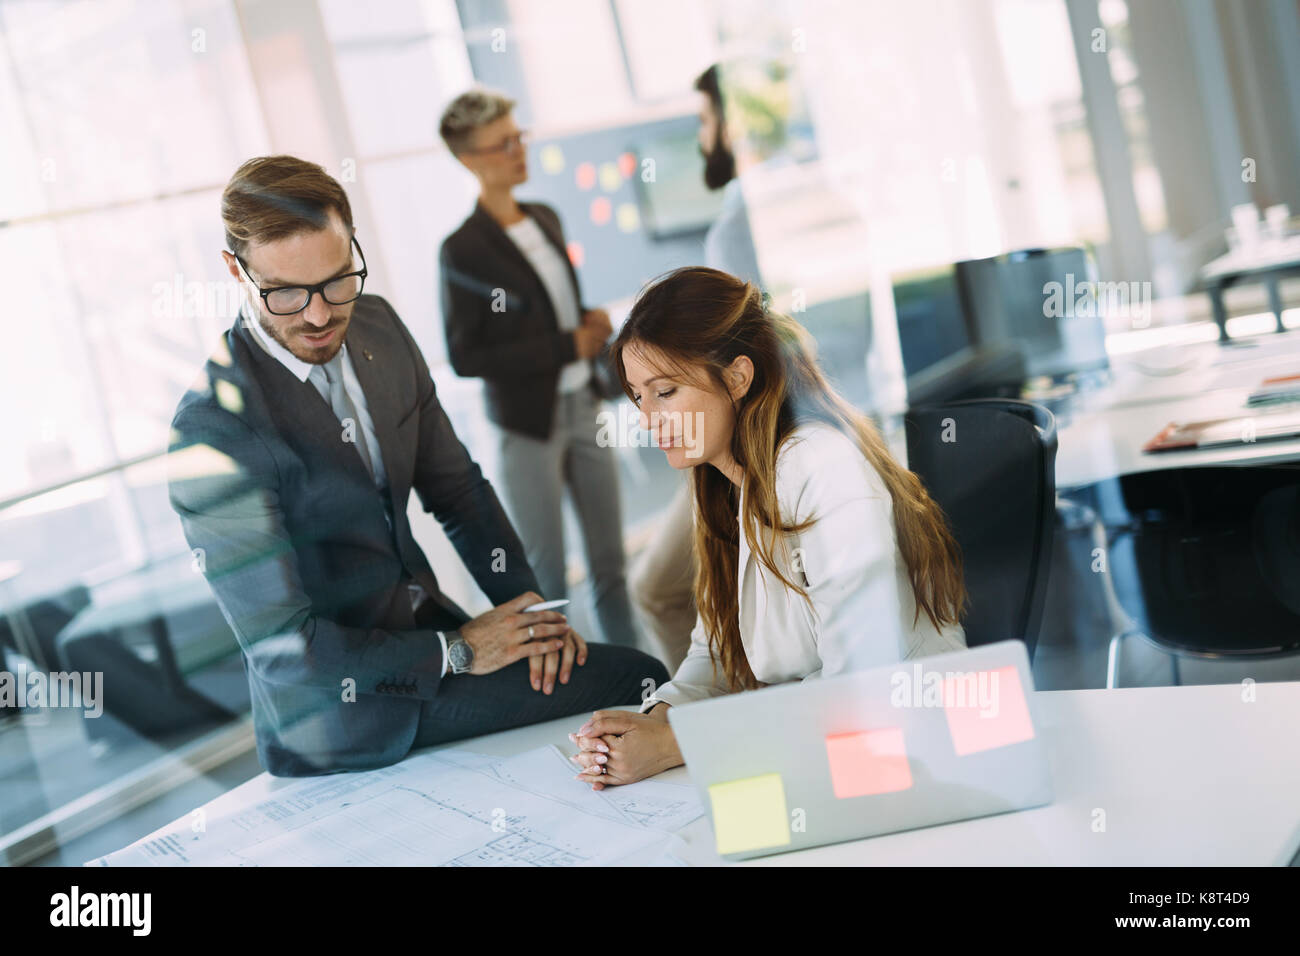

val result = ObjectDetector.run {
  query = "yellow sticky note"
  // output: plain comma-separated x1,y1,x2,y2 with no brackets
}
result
539,143,565,175
615,202,640,233
598,161,622,192
707,773,791,855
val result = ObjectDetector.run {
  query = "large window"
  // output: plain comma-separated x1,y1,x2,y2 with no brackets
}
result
1096,0,1168,236
1,0,266,501
0,0,274,865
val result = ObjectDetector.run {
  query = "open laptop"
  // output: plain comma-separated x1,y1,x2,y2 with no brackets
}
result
668,640,1053,861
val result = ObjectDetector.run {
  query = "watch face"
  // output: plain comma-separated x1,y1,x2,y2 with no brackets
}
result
449,639,473,671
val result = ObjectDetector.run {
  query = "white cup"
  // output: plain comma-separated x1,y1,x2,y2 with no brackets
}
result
1264,204,1291,242
1231,203,1261,256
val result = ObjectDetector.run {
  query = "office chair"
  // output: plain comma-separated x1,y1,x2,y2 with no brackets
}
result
903,399,1057,661
55,557,242,743
0,582,91,725
1105,469,1300,687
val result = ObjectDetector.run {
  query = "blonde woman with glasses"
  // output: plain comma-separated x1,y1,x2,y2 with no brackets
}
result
438,89,641,654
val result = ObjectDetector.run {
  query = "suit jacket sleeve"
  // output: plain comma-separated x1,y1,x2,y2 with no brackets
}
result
439,234,579,380
384,297,541,603
167,403,448,700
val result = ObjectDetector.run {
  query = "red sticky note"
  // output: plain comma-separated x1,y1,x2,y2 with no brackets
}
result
942,665,1035,755
825,727,913,798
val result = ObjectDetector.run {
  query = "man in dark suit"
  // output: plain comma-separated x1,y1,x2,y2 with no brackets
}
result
168,155,666,776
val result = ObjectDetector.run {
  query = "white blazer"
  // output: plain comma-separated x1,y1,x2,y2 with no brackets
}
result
642,422,967,711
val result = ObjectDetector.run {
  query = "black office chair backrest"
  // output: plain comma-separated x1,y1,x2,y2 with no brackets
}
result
903,399,1057,660
1120,468,1300,655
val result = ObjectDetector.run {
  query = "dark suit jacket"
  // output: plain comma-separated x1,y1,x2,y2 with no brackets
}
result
167,294,539,776
439,200,611,439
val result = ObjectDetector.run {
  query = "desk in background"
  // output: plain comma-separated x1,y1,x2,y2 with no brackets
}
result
1200,236,1300,342
1056,327,1300,489
101,682,1300,866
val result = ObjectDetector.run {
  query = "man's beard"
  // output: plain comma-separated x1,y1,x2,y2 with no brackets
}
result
701,140,737,191
257,311,347,364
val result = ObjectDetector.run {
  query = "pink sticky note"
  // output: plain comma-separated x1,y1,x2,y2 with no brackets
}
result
942,665,1035,755
825,727,913,799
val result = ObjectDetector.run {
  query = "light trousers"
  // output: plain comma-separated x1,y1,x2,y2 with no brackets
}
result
497,388,639,647
628,482,697,672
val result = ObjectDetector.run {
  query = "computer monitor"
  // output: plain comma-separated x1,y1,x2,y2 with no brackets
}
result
893,264,973,379
893,263,1031,406
955,247,1110,380
630,124,725,239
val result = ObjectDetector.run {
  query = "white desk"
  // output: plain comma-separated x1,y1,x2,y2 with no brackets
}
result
1056,328,1300,488
110,681,1300,866
1200,236,1300,283
1200,236,1300,341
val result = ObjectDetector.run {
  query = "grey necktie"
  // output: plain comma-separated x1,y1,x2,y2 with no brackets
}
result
311,353,375,480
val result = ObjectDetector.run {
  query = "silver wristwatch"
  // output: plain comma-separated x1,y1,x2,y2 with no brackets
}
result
445,630,474,675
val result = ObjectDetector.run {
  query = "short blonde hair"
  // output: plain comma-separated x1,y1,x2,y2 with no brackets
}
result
439,88,516,154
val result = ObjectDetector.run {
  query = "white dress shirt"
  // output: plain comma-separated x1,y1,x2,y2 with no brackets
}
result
504,216,591,394
244,310,453,675
642,422,967,711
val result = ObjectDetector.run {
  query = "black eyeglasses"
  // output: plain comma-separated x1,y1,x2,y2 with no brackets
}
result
233,236,368,315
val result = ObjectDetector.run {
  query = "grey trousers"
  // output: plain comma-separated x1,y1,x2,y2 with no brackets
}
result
496,388,640,647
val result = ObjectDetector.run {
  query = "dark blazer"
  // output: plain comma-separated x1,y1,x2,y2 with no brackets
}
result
167,294,539,776
439,200,609,439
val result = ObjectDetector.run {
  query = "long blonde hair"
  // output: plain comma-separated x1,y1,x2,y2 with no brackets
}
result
614,267,967,691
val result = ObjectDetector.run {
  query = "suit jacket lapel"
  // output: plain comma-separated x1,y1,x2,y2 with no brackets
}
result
344,322,410,498
231,315,372,486
472,201,583,322
738,478,760,607
472,201,539,290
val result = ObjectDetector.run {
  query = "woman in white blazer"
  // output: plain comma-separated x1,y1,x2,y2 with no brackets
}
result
570,267,968,788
